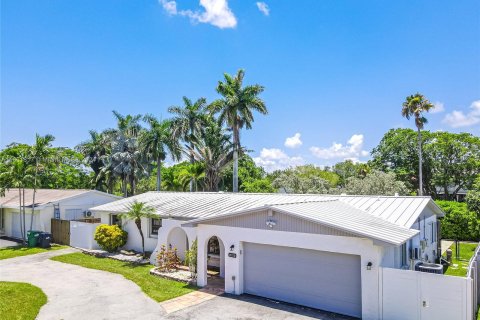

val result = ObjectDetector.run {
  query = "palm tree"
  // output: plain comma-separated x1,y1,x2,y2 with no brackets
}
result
401,93,434,196
179,163,205,191
168,97,207,192
192,120,234,191
29,134,55,231
140,115,181,191
75,130,111,190
112,111,142,138
120,201,157,257
0,156,33,242
210,69,268,192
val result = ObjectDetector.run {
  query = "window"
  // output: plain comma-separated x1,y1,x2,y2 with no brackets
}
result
150,218,162,236
110,214,121,226
208,236,220,255
431,222,436,244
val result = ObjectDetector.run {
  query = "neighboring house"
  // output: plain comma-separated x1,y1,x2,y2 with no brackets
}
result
90,191,444,319
435,186,468,202
0,189,121,238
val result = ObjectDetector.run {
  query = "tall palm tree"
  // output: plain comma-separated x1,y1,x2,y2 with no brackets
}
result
75,130,111,190
140,115,181,191
401,93,434,196
168,97,207,192
210,69,268,192
29,134,55,231
120,201,157,257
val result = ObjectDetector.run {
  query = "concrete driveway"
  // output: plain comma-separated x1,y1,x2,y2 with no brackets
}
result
165,294,356,320
0,248,165,320
0,249,353,320
0,238,21,248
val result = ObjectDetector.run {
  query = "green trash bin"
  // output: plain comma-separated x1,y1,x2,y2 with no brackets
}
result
27,231,42,247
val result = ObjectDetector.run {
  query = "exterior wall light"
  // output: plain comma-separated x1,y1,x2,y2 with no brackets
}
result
230,244,235,251
367,262,373,270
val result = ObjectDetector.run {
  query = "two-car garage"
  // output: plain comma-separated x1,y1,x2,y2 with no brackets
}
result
243,242,362,318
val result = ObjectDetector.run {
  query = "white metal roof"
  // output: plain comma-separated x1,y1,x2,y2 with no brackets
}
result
185,200,419,245
0,189,121,209
90,191,443,229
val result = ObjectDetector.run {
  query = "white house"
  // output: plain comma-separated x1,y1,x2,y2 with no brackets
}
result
0,189,121,239
90,191,445,319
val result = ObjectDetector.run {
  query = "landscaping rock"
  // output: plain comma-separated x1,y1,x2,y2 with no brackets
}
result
81,249,149,264
150,268,196,285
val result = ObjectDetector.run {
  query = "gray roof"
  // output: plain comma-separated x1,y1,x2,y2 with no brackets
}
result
185,200,419,245
90,191,443,229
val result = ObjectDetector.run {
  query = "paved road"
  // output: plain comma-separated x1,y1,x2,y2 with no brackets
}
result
0,250,351,320
0,249,165,320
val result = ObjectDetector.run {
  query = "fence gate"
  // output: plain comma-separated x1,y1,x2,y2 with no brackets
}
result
51,219,70,245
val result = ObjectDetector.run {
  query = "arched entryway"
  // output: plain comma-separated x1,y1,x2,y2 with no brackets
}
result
205,235,225,288
167,227,189,262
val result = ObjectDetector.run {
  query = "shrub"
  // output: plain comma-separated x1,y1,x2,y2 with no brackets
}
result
94,224,128,252
466,176,480,217
156,245,180,272
436,201,479,241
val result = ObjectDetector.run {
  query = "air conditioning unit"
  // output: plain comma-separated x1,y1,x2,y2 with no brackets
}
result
84,210,93,218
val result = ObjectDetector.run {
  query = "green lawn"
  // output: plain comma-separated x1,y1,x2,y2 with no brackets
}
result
0,281,47,320
51,253,196,302
0,244,67,260
443,242,478,277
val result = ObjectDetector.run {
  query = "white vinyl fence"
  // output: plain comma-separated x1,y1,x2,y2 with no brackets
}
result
70,221,101,250
382,243,480,320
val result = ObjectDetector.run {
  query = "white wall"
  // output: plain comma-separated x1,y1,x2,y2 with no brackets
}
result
70,221,101,250
381,267,473,320
195,224,382,320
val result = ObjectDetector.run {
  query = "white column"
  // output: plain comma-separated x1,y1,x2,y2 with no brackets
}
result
196,233,207,287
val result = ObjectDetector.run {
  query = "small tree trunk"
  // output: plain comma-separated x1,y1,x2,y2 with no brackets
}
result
190,141,195,192
233,125,239,193
18,188,24,242
156,157,162,191
417,127,423,196
30,165,38,231
135,218,145,257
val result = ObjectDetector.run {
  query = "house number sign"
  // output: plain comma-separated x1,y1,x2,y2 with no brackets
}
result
228,252,237,258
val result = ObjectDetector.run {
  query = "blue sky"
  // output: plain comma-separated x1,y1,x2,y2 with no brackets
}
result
2,0,479,171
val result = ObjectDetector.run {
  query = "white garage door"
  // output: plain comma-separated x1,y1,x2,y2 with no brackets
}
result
243,242,362,318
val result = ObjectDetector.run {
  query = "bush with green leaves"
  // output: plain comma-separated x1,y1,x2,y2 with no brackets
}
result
466,176,480,218
94,224,128,252
185,239,198,278
436,200,479,241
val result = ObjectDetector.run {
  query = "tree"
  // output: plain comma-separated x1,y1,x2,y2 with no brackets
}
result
270,165,339,194
140,116,181,191
120,201,157,257
75,130,112,190
221,154,270,192
332,160,371,187
179,163,205,192
28,134,56,231
210,69,268,192
401,93,434,195
192,120,233,191
168,97,207,192
466,176,480,218
343,170,409,196
0,150,33,242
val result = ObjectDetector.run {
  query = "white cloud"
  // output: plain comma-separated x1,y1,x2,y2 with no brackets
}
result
284,133,302,148
309,134,369,160
253,148,304,172
159,0,237,29
256,2,270,16
430,101,445,114
442,100,480,128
